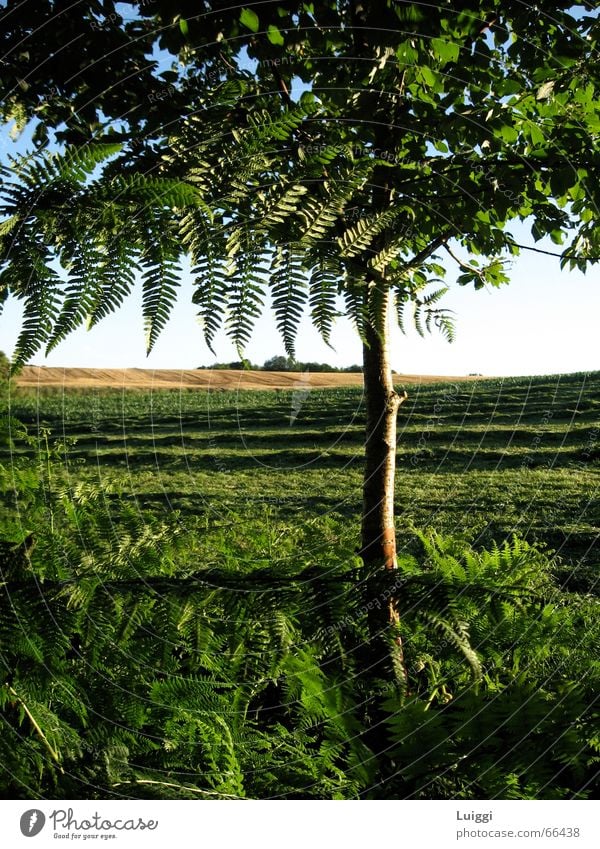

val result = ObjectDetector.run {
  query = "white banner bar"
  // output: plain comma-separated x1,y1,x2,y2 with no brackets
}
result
0,799,597,848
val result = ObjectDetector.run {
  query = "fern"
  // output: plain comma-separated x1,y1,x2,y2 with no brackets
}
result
337,208,399,259
259,182,309,232
342,274,369,342
46,234,103,353
270,244,308,357
308,256,340,345
183,215,230,353
297,195,341,245
224,232,267,354
1,115,457,363
10,245,63,364
1,432,598,800
140,228,182,354
237,99,319,151
86,237,138,329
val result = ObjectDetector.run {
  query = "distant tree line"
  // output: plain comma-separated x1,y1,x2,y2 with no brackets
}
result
198,356,362,373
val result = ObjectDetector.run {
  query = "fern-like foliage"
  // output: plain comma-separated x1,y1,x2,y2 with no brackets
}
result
308,256,341,346
46,231,103,353
224,231,268,354
0,92,464,365
269,244,307,357
180,211,229,353
1,423,598,799
259,183,309,232
342,274,370,343
337,208,400,259
4,241,63,363
85,237,138,329
139,218,183,354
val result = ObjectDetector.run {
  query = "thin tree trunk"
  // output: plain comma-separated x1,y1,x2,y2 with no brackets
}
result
360,289,406,570
360,287,408,690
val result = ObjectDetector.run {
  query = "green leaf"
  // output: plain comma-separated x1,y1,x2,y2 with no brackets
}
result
418,66,438,88
240,8,259,33
179,18,189,37
498,78,522,96
267,24,284,46
531,219,545,242
498,124,519,144
525,121,545,147
396,41,419,65
431,38,460,64
550,167,575,199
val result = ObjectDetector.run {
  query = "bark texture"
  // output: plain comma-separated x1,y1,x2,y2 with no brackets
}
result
360,289,407,570
360,289,409,692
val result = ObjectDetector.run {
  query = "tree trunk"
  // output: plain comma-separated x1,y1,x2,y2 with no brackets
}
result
360,288,406,570
360,287,408,691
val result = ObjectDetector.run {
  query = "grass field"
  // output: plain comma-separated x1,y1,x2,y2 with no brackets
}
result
2,368,600,799
8,369,600,592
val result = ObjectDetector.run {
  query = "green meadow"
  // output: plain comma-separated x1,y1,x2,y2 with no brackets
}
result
9,372,599,590
1,371,599,799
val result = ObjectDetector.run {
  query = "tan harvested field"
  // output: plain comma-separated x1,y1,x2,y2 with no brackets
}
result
15,366,484,391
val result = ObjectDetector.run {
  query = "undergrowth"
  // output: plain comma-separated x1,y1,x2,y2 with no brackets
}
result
1,414,598,799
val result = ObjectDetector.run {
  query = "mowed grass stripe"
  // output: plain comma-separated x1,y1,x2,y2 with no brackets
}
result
6,371,599,591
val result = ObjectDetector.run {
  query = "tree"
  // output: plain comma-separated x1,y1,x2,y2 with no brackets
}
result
262,355,295,371
1,2,599,630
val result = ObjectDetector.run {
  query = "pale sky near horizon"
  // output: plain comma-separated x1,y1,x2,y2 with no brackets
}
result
1,228,598,377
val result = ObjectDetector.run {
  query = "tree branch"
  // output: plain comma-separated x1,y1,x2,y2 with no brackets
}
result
6,685,64,771
270,63,293,107
507,241,600,261
395,232,452,277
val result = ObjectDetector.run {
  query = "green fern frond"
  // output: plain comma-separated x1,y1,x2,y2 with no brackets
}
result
141,240,182,354
240,100,319,149
46,237,103,353
366,280,390,337
369,218,415,273
337,208,398,259
86,238,137,328
308,257,341,345
97,173,203,211
224,238,267,354
395,287,411,335
11,250,62,365
298,196,340,245
427,309,456,342
270,244,307,357
55,143,123,181
342,275,369,342
260,183,309,231
420,611,482,682
180,211,230,353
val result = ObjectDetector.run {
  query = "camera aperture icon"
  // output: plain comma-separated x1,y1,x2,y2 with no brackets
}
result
20,810,46,837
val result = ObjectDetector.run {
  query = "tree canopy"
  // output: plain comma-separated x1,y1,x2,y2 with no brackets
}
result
1,2,599,365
